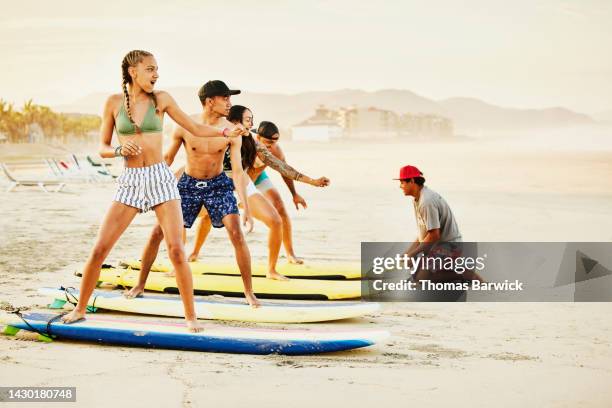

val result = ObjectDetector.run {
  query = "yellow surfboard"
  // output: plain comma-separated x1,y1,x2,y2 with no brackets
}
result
39,287,378,323
119,259,361,280
93,266,361,300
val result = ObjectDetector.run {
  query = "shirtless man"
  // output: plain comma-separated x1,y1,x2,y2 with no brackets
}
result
125,80,260,307
188,105,331,280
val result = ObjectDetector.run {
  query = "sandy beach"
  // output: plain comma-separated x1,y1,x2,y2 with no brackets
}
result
1,137,612,407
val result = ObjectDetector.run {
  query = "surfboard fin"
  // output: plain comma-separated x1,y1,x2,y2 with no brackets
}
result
2,325,53,342
48,299,67,309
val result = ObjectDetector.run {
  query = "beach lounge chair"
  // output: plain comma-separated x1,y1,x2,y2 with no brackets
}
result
1,162,66,193
45,157,97,183
45,158,62,177
45,155,112,183
85,155,117,179
86,155,103,167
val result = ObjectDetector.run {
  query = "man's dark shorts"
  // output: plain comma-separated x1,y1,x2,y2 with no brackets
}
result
177,172,238,229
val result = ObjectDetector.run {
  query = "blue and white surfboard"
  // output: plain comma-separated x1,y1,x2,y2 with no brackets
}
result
1,312,389,355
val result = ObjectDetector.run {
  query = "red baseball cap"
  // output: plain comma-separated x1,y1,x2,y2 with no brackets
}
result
393,165,423,180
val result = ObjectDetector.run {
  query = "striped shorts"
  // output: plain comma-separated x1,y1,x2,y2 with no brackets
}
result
113,162,180,213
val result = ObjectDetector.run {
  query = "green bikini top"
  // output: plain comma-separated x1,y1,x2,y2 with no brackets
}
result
115,100,163,135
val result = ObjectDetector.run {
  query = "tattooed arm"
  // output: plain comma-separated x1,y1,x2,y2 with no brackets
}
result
255,142,330,187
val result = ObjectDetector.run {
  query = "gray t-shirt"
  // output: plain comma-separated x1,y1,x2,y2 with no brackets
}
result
413,186,462,242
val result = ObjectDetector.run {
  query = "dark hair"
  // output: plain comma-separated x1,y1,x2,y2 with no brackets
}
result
228,105,248,124
228,105,257,170
413,177,425,187
257,121,279,139
404,177,426,186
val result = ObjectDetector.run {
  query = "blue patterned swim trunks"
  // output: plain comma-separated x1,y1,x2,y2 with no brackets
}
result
177,171,238,228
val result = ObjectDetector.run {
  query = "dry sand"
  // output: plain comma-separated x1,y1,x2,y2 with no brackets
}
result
1,136,612,408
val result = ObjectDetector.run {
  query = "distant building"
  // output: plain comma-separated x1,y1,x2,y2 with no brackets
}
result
291,105,343,142
294,106,454,140
292,121,343,142
400,113,454,138
339,107,399,139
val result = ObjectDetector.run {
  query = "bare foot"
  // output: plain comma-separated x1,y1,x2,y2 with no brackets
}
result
245,292,261,308
60,309,86,324
124,285,145,299
187,253,199,262
287,255,304,265
266,270,290,281
186,319,203,333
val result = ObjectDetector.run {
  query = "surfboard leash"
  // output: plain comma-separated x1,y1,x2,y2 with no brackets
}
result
3,305,61,340
61,286,99,312
61,286,79,306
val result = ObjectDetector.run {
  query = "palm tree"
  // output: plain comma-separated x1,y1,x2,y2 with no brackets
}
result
0,99,101,144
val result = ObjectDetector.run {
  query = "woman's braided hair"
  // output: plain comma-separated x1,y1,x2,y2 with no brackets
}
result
121,50,158,133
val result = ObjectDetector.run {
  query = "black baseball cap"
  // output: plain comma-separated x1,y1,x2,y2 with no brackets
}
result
198,80,241,101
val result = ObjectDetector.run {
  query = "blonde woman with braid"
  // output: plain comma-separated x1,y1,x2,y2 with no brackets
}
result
61,50,247,332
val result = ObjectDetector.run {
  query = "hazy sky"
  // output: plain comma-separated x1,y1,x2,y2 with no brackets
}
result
1,0,611,113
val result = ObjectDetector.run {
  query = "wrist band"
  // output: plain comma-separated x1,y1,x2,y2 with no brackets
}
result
114,145,123,157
